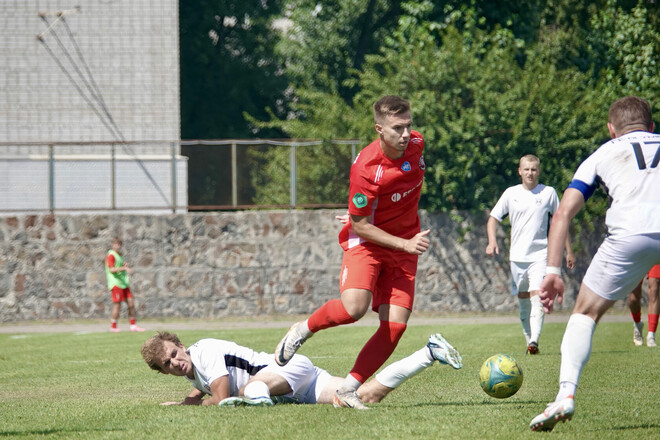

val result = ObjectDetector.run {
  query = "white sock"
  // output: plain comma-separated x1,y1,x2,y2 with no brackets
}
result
557,381,577,401
529,295,545,344
634,321,643,332
244,381,271,399
518,297,531,344
299,320,313,338
375,347,434,389
339,374,363,392
648,331,655,340
557,313,596,400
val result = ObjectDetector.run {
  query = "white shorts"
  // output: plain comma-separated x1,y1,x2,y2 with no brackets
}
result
262,354,332,404
582,233,660,301
510,260,546,296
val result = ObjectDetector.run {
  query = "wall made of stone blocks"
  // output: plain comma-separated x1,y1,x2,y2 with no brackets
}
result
0,210,608,322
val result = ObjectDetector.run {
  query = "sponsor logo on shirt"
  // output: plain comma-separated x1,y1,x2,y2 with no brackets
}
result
401,161,411,172
391,179,423,203
352,192,368,208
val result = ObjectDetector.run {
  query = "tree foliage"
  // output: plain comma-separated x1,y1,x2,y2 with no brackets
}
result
180,0,660,212
253,0,659,213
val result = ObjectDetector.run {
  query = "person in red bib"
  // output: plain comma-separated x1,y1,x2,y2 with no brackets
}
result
274,95,462,410
106,237,144,333
628,265,660,347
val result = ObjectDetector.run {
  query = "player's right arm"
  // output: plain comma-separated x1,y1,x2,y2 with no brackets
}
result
350,214,430,255
485,216,500,257
106,254,133,274
201,375,231,406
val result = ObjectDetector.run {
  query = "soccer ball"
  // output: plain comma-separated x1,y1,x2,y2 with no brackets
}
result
479,354,523,398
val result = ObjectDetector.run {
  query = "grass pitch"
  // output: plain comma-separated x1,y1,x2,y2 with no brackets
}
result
1,319,659,439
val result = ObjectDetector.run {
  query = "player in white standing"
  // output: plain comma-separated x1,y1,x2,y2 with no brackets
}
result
141,331,462,406
486,155,575,355
530,96,660,432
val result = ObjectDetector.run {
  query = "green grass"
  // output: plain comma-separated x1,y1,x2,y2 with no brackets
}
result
1,321,659,439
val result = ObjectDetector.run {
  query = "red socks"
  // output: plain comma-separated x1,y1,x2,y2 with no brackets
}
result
349,320,407,384
307,299,357,332
649,314,658,333
631,311,641,323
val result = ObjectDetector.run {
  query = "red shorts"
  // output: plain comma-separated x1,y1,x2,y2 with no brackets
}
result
649,265,660,279
111,286,133,303
339,242,418,312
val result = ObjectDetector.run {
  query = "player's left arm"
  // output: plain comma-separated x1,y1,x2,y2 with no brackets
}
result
564,234,576,269
200,375,231,406
350,214,430,255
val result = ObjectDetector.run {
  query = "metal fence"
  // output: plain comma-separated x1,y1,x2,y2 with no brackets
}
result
0,139,359,213
181,139,359,210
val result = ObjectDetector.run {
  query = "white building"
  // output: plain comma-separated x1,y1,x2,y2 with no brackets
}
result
0,0,187,213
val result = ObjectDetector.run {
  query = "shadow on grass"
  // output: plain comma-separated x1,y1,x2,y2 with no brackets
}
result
0,428,125,437
609,423,660,431
391,398,546,408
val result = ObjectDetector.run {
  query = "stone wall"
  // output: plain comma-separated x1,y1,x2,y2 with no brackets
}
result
0,210,608,322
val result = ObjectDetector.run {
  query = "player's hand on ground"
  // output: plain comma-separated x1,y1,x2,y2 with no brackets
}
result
485,243,499,257
539,274,565,313
404,229,430,255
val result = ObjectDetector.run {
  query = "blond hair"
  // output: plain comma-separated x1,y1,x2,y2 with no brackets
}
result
519,154,540,167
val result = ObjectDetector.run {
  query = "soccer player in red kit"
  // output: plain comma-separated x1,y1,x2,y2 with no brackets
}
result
274,95,462,410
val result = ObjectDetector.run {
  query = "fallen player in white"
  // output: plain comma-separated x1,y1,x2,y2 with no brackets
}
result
141,330,462,408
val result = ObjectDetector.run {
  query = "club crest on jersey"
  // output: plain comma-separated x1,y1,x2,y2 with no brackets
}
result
419,156,426,170
352,193,368,208
401,161,411,172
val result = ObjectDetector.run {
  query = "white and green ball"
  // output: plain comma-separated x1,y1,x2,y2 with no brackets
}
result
479,354,523,398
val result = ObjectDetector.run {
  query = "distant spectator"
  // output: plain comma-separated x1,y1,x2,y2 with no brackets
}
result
106,237,144,332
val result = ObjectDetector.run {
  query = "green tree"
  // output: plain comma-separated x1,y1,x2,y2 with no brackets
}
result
275,0,403,103
179,0,289,207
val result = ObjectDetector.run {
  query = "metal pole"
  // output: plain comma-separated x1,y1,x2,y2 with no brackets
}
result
351,142,357,163
231,142,237,207
171,142,177,213
48,144,54,213
111,144,116,210
290,142,297,208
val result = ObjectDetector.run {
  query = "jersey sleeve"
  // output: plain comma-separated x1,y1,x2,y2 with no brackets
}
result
192,341,229,393
489,189,510,221
106,254,115,268
347,163,378,217
568,153,600,201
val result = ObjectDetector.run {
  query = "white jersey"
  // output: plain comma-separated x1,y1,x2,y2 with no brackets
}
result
186,339,272,397
490,184,559,262
570,131,660,236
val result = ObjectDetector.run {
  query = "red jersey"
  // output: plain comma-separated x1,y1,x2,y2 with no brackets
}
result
339,130,425,250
